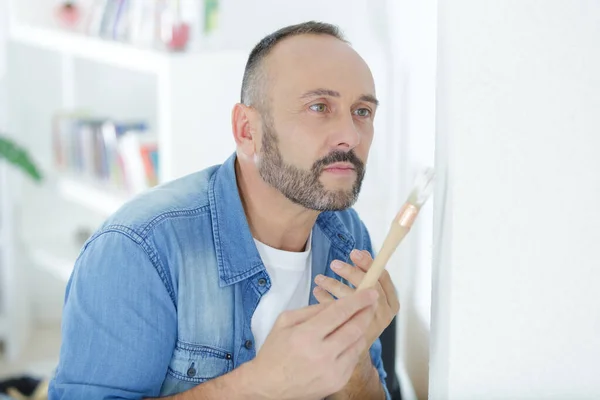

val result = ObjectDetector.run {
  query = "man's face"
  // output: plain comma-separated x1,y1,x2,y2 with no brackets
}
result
254,34,378,211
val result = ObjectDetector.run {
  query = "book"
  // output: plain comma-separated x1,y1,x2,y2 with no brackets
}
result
52,112,159,195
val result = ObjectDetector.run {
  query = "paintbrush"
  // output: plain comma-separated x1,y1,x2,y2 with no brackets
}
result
357,168,435,290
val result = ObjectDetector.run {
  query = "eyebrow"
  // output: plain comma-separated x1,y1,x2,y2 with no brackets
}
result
359,94,380,107
300,88,380,106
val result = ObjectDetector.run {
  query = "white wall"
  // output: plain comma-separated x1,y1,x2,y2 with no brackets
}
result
431,1,600,399
384,0,437,398
219,0,388,51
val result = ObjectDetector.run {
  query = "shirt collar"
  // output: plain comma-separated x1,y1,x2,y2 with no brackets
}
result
209,152,355,287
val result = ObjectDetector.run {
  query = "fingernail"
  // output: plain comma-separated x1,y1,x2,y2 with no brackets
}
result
352,249,363,260
331,260,343,270
315,274,325,284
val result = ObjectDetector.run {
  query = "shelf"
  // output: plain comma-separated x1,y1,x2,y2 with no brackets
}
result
9,23,171,74
58,177,130,215
30,247,77,282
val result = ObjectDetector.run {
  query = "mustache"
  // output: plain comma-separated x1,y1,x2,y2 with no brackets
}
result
313,151,365,172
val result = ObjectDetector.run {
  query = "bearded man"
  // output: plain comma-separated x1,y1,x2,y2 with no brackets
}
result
49,21,399,400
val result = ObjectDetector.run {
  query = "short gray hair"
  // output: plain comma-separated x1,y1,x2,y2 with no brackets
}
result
240,21,347,109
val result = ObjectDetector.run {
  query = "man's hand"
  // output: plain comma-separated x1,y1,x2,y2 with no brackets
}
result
242,288,380,400
313,249,400,351
311,250,399,399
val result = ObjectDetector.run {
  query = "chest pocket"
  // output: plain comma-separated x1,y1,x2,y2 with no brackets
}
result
162,340,233,394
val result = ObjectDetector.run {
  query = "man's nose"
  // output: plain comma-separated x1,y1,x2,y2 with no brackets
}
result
330,112,361,151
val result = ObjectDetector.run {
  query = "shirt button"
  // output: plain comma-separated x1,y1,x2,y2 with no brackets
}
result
245,340,253,349
337,233,346,241
187,366,196,377
226,353,232,360
258,278,267,286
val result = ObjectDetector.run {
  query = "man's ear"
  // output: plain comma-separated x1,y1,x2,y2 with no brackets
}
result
232,103,259,157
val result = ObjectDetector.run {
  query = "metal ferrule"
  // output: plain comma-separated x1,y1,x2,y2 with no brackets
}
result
397,204,419,228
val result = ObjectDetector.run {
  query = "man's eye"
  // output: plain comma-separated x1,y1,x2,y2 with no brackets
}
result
309,104,328,112
354,108,371,117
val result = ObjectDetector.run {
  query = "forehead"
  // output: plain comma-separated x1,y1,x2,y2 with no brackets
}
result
262,34,376,103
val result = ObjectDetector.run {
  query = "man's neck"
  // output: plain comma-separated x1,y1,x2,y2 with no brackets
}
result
235,158,318,253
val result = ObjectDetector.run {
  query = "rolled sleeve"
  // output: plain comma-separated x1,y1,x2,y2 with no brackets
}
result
48,230,177,400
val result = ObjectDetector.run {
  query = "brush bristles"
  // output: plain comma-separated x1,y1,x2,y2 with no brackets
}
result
407,167,435,207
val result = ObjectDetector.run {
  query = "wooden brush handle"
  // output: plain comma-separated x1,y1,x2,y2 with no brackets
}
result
357,223,410,290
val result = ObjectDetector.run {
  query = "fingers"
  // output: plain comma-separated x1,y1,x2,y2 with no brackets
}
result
330,259,366,288
350,249,400,313
325,302,376,356
379,269,401,313
313,286,335,304
349,249,373,273
314,273,355,299
310,289,379,338
276,303,327,328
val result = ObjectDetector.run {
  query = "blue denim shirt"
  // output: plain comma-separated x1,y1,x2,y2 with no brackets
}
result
48,153,391,400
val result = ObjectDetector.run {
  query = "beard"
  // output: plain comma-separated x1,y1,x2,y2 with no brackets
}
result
256,114,366,211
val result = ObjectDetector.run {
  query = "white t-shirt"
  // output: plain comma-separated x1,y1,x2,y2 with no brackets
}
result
251,233,312,353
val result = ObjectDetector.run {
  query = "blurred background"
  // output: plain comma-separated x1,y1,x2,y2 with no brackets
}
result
2,1,599,400
0,0,435,399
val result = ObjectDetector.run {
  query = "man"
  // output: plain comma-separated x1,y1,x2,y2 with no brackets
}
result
49,21,399,400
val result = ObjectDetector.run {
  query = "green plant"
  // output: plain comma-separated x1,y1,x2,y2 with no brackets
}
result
0,134,43,182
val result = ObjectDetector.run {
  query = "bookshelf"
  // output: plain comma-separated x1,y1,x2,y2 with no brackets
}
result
8,25,247,206
8,28,247,235
9,24,171,75
3,1,249,361
58,177,128,215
